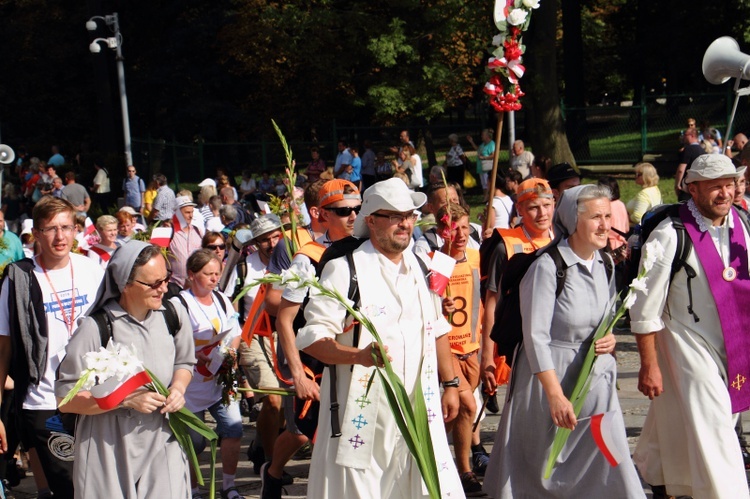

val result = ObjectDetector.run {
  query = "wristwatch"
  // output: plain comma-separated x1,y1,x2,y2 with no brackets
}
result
442,376,460,389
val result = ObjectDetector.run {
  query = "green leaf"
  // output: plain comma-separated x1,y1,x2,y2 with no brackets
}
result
59,370,92,408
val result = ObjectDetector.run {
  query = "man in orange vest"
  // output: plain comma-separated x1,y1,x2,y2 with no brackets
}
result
480,178,555,397
434,203,485,495
260,179,362,498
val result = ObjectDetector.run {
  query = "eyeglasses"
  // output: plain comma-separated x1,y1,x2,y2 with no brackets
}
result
370,212,419,225
323,205,361,217
35,225,76,236
133,270,172,290
206,244,226,250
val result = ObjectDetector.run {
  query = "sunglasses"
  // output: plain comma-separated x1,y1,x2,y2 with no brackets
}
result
206,244,226,250
324,205,361,217
133,270,172,290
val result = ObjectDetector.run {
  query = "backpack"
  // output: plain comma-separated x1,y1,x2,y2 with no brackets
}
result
294,236,430,438
91,298,183,348
627,202,750,324
627,203,699,322
490,244,613,367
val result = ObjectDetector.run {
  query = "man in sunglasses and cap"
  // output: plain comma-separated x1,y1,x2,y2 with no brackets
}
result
261,179,362,498
294,178,463,498
630,154,750,499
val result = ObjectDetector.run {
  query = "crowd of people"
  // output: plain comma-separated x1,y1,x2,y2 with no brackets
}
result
0,131,748,499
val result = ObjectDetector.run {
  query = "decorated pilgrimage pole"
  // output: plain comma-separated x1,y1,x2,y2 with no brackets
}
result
482,0,539,232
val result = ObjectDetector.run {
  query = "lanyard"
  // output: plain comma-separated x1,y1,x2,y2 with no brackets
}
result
190,290,223,335
39,258,76,337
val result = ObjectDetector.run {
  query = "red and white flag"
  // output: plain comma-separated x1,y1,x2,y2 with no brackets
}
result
429,251,457,296
89,369,152,410
590,410,624,467
150,227,173,248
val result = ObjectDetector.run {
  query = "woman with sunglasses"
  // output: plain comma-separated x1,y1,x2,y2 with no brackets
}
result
177,249,244,499
56,241,195,497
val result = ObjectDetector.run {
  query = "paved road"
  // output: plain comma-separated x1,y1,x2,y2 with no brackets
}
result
7,329,748,498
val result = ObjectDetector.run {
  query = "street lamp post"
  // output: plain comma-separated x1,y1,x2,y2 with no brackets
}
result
87,12,133,167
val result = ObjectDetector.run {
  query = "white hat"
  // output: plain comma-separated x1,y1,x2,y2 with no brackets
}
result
684,154,747,184
21,219,33,236
250,214,282,241
175,196,197,209
118,206,138,216
198,178,216,188
353,178,427,238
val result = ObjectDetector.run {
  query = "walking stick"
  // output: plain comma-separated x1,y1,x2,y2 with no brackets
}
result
483,113,505,234
472,391,492,433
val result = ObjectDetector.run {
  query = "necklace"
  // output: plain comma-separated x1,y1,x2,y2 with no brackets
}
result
38,257,76,336
717,222,737,281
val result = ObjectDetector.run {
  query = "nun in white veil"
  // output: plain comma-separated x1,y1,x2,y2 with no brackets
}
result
56,241,196,498
483,185,644,498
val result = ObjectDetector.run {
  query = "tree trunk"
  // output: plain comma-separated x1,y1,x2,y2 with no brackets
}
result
561,0,590,160
524,0,576,167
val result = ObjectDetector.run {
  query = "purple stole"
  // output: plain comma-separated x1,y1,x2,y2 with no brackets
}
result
680,204,750,413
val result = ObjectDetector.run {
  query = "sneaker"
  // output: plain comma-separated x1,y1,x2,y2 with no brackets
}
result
280,471,294,486
248,440,266,474
260,461,283,499
460,471,486,497
484,386,500,414
220,486,245,499
472,449,490,476
292,441,313,460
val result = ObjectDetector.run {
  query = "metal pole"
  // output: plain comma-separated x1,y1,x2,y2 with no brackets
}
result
507,111,516,151
111,13,133,167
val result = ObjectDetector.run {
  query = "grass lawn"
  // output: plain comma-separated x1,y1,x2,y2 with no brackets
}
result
464,177,677,225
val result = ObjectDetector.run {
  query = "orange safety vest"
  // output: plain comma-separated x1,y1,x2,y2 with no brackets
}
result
496,226,552,260
240,228,318,346
432,249,483,355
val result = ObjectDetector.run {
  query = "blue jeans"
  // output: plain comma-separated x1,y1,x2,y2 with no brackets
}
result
189,400,243,454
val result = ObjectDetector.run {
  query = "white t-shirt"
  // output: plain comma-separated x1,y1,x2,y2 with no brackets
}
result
492,195,514,229
0,253,104,409
241,251,270,322
93,168,110,194
177,290,239,412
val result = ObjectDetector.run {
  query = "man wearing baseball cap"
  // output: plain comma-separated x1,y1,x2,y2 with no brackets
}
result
630,153,750,498
261,179,361,498
294,178,463,497
480,178,555,397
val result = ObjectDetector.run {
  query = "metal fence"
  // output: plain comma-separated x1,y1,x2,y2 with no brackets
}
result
131,90,750,187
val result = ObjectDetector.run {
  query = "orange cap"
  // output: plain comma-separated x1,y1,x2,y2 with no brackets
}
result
318,179,361,207
516,178,553,205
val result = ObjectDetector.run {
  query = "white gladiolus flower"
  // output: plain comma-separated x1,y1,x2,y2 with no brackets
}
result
492,34,505,47
629,276,648,293
642,239,666,272
622,293,637,310
507,8,528,26
523,0,541,9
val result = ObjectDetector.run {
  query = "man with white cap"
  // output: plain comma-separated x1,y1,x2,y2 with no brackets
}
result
295,178,463,498
630,153,750,499
168,196,202,288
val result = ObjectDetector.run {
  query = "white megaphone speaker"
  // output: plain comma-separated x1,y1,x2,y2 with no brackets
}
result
0,145,14,165
703,36,750,85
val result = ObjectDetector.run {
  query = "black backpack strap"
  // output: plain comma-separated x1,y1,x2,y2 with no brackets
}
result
547,245,567,298
423,229,440,252
669,214,700,322
212,290,228,314
92,310,114,348
328,249,363,438
598,248,615,284
162,299,181,336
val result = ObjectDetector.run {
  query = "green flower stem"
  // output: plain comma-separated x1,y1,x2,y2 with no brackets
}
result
239,273,443,498
543,264,647,479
